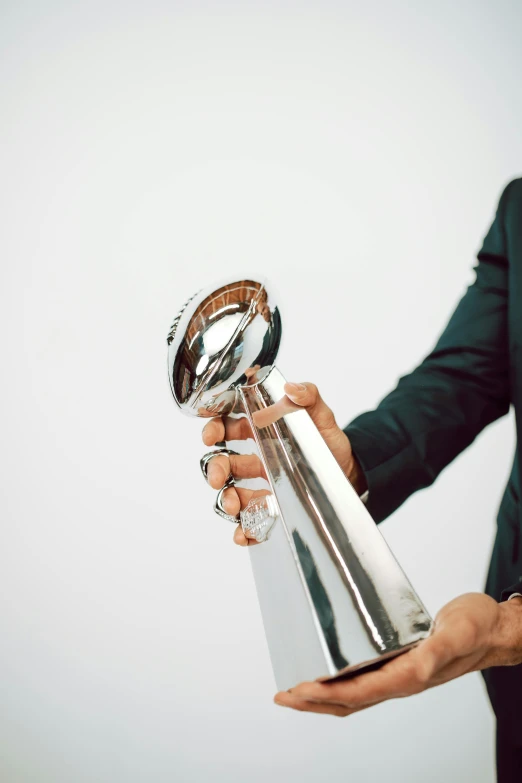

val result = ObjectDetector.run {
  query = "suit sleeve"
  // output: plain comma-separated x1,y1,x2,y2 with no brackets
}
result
344,181,514,523
501,582,522,602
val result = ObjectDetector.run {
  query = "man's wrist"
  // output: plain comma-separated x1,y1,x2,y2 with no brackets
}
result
492,596,522,667
347,455,368,497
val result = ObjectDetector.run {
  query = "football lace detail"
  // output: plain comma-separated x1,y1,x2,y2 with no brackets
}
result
166,289,201,345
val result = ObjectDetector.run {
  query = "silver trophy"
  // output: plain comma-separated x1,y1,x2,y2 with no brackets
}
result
167,277,432,691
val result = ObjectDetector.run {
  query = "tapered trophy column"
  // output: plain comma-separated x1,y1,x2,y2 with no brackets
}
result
167,277,432,691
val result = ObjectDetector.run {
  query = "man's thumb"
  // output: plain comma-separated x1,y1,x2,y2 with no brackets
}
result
284,382,337,432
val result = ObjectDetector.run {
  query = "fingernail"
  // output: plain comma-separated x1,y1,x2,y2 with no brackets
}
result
286,382,306,393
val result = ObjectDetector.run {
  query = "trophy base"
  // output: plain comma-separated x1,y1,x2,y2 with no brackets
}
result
249,515,430,691
317,640,422,684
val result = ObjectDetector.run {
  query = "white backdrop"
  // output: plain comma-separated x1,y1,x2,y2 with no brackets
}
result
1,1,521,781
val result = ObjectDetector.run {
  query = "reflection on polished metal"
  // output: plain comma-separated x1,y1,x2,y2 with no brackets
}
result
240,494,279,543
167,277,432,691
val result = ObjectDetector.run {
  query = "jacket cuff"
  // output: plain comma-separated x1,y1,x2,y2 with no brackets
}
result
500,579,522,602
344,422,434,524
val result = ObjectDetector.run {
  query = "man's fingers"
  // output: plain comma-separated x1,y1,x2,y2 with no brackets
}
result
202,417,224,446
284,382,319,407
230,453,266,481
201,385,339,446
233,525,250,547
202,416,253,446
273,693,354,717
230,488,273,547
233,524,260,547
251,397,301,428
407,596,491,674
206,453,266,489
284,607,488,710
216,486,267,527
284,382,337,432
286,650,432,708
201,386,337,447
220,485,264,517
220,486,240,516
207,455,229,489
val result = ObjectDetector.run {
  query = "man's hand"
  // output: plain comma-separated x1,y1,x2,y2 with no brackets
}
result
273,593,522,716
201,381,367,546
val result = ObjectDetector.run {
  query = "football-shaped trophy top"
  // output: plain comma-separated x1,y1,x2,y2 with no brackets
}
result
167,278,282,417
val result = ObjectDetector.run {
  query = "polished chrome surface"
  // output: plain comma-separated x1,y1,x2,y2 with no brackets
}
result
167,278,282,418
168,277,432,690
240,494,279,543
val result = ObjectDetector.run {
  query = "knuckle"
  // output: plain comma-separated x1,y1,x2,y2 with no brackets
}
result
215,453,229,470
236,417,249,439
459,616,478,645
315,407,336,432
321,408,337,429
208,457,228,486
223,487,239,514
410,660,430,688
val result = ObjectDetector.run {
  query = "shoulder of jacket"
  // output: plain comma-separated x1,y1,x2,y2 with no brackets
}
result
494,176,522,219
502,178,522,225
504,176,522,199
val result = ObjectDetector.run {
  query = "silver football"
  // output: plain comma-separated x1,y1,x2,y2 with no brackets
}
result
167,277,282,417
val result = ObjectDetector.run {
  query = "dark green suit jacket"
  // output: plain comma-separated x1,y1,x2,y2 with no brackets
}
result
344,177,522,743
